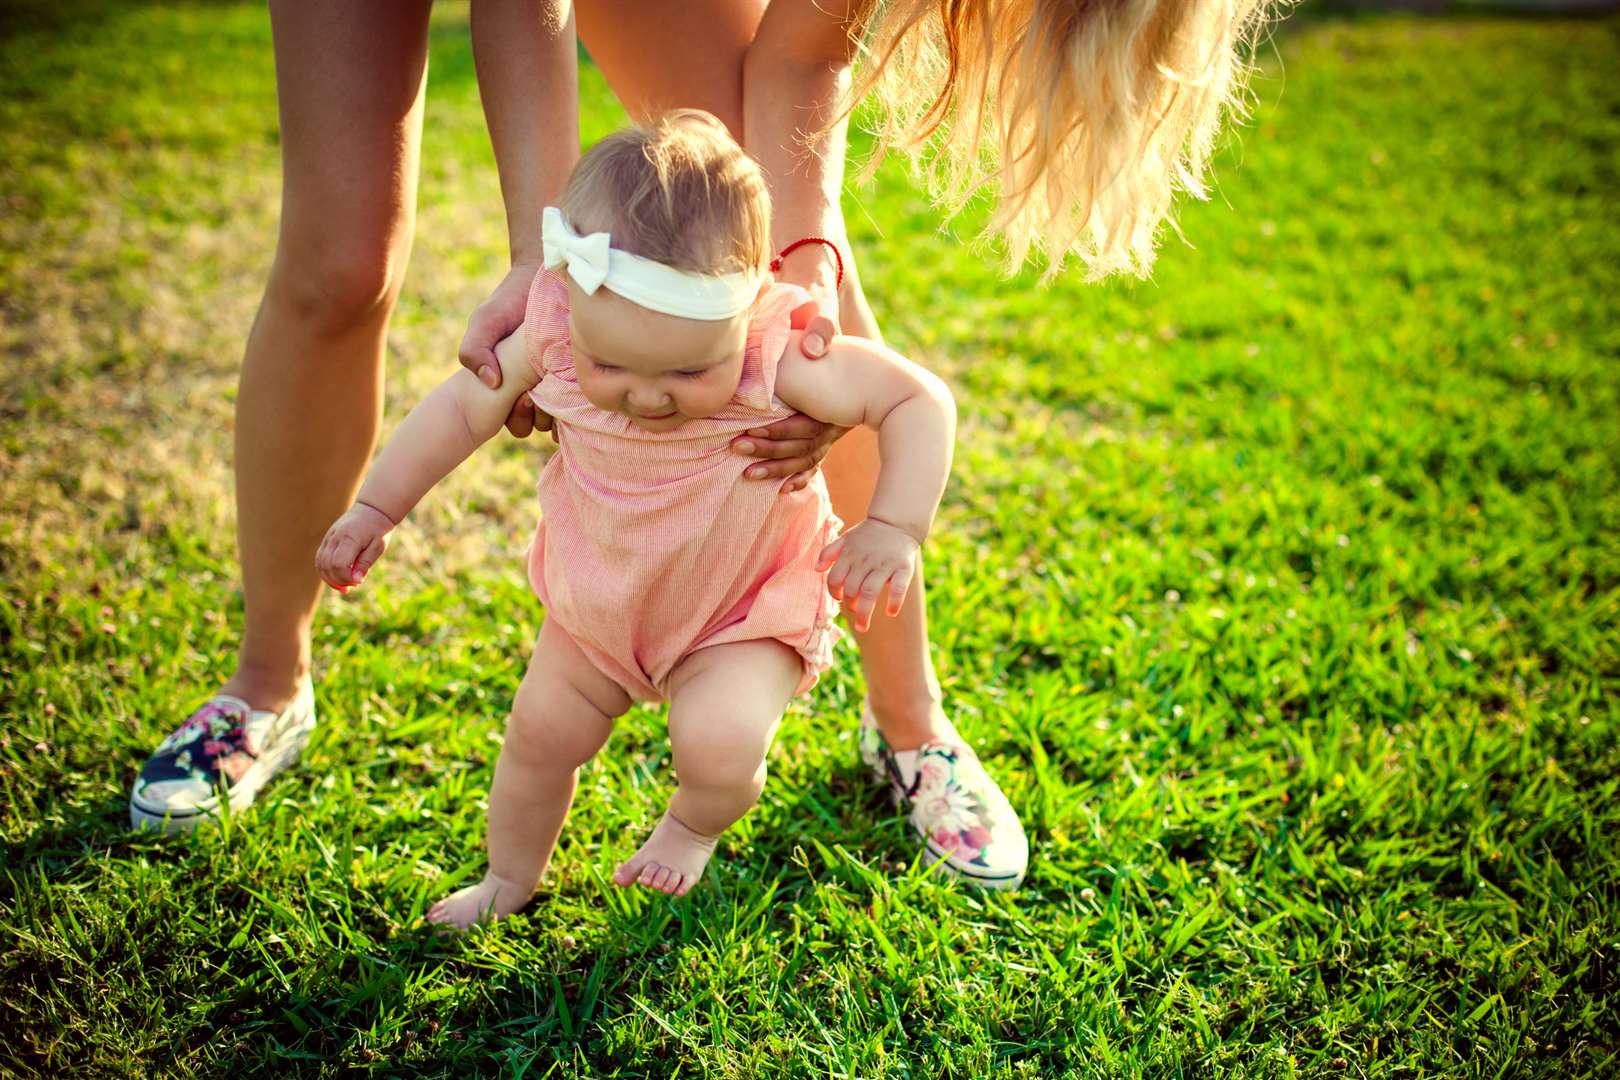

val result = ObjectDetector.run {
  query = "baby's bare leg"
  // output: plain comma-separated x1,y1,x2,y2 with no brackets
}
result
612,640,802,896
429,618,631,929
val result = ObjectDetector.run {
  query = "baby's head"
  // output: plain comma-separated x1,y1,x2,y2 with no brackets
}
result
551,110,772,431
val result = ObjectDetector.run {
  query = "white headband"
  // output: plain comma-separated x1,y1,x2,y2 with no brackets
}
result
541,206,759,321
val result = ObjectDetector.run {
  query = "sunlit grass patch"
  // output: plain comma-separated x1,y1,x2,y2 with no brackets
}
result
2,4,1617,1076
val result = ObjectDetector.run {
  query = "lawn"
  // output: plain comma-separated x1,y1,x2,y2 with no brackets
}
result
1,3,1617,1077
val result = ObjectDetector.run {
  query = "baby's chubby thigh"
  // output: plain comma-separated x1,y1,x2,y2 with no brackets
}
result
663,639,804,832
504,617,636,771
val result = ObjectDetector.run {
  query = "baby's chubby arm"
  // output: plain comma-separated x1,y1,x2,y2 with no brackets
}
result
773,335,956,630
315,331,541,591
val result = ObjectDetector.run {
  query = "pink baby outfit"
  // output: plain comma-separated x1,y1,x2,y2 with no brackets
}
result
522,269,843,701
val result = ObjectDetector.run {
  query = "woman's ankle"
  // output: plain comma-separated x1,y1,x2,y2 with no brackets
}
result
865,691,952,753
219,660,311,713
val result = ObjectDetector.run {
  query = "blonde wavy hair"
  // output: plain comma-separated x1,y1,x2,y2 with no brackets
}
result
848,0,1281,279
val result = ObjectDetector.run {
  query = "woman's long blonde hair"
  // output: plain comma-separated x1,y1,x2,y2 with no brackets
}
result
848,0,1281,279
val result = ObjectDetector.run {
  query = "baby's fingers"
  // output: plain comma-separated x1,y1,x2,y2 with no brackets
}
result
825,557,852,601
884,562,916,618
351,535,388,581
316,533,358,589
817,536,845,576
849,571,886,632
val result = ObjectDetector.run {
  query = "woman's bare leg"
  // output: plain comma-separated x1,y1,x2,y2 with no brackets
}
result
576,1,764,136
815,255,948,750
224,0,433,711
578,0,948,750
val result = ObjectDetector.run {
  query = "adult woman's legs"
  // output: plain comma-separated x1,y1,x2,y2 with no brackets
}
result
578,2,1026,889
131,1,433,827
228,0,433,710
577,0,945,751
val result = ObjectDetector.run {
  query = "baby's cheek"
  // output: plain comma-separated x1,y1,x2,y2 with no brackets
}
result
687,378,739,418
578,375,619,413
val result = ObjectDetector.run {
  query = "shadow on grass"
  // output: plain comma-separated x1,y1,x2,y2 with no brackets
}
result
0,759,924,1072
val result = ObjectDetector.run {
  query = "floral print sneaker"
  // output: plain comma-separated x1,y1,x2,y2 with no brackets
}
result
129,679,316,833
859,701,1028,890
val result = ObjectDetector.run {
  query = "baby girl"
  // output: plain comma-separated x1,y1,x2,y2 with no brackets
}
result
316,111,956,928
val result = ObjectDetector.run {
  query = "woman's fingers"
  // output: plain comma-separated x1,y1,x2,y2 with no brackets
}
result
733,415,841,480
458,309,504,390
745,455,816,481
503,394,536,439
736,436,820,461
800,313,836,359
788,295,820,330
458,264,535,390
734,414,823,450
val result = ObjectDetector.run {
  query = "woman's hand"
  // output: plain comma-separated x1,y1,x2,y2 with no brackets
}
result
730,414,844,492
458,262,557,442
790,284,838,362
316,502,397,594
816,518,920,632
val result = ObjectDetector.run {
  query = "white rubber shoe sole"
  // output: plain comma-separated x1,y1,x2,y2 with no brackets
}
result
129,683,316,834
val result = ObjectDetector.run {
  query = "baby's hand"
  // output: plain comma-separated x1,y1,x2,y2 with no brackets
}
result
816,518,921,632
316,502,397,594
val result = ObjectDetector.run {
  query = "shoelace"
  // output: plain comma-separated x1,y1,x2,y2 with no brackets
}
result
195,702,260,761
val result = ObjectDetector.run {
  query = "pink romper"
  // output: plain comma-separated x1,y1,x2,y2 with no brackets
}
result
522,270,843,702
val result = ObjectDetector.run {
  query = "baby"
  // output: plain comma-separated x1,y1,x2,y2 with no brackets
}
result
316,111,956,928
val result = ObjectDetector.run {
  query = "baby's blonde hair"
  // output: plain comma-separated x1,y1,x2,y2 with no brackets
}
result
560,110,772,277
849,0,1281,279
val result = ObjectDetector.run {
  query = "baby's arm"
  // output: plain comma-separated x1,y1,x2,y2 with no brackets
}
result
773,335,957,630
316,332,541,591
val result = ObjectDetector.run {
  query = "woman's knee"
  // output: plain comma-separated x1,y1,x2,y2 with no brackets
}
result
577,0,758,136
262,240,407,340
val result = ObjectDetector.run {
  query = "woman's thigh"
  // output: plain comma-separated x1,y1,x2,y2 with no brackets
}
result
579,0,881,337
265,0,434,327
575,0,768,138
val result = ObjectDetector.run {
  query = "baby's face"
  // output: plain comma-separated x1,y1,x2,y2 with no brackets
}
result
568,282,759,432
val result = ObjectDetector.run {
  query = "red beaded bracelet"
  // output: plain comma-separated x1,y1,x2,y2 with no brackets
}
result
769,236,845,290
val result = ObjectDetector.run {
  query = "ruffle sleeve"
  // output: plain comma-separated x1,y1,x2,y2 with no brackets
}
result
732,283,811,413
523,269,576,383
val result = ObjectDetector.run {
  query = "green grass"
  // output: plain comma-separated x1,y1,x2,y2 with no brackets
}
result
3,3,1619,1076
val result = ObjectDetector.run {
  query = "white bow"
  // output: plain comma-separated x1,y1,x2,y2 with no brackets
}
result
542,207,613,295
536,206,762,321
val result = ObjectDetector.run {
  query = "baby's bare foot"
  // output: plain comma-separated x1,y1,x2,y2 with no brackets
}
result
612,811,719,897
427,871,532,931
